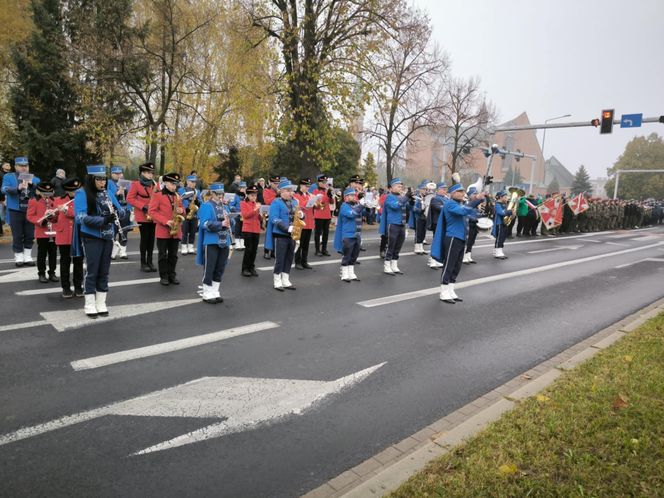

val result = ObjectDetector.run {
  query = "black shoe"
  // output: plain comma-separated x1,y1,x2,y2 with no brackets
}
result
453,297,463,302
264,251,271,260
355,261,361,265
39,274,49,284
359,247,366,252
141,263,151,272
301,263,312,269
160,277,170,285
242,269,253,277
441,299,456,304
295,263,304,270
15,262,24,268
169,277,180,285
203,297,218,304
62,288,74,298
74,288,85,297
147,263,158,272
48,273,59,282
24,260,35,267
380,251,385,259
321,250,331,256
469,260,477,264
250,268,259,276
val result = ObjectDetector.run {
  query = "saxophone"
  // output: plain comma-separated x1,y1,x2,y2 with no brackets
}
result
186,200,198,220
170,193,186,236
292,206,306,242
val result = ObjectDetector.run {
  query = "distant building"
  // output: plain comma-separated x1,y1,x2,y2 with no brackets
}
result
544,156,574,194
590,177,609,198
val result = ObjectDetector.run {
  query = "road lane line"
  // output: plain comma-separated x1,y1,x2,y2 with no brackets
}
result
16,277,161,296
357,242,664,308
605,241,629,246
70,321,280,371
0,320,48,333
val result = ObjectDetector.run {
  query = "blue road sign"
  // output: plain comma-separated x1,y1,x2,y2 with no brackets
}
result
620,113,642,128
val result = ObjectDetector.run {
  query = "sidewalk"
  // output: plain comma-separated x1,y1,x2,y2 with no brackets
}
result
304,297,664,497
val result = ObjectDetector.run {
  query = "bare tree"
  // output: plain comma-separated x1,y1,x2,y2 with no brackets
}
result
364,6,448,183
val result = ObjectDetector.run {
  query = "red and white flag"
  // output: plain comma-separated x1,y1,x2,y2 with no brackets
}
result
538,195,564,228
568,193,589,216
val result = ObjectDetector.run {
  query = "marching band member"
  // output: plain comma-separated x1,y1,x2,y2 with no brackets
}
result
265,178,302,291
431,183,484,303
54,178,83,298
230,181,246,250
313,174,333,257
334,188,363,282
240,184,261,277
411,180,428,255
127,162,157,272
293,178,314,269
378,188,388,259
426,182,447,269
347,175,367,253
492,191,512,259
26,181,58,283
196,183,233,303
74,165,125,318
178,175,200,255
1,156,40,267
262,175,280,259
108,165,131,260
379,178,410,275
148,172,184,285
463,186,480,264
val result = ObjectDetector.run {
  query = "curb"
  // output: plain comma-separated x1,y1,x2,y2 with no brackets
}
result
303,297,664,498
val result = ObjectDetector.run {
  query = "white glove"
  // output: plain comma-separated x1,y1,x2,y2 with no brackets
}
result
288,225,294,233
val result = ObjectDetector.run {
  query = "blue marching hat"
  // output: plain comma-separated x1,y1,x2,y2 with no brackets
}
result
448,183,464,194
418,180,429,189
496,190,507,198
343,188,356,197
15,156,29,166
86,164,107,177
436,181,447,189
389,177,403,187
239,181,247,188
278,178,295,190
467,186,478,195
186,175,197,182
110,165,123,174
209,183,225,192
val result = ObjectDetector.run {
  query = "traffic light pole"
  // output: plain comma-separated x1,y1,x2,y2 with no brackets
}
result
612,169,664,199
478,145,536,194
493,116,663,133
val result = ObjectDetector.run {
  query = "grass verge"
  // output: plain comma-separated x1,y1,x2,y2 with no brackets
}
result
391,311,664,498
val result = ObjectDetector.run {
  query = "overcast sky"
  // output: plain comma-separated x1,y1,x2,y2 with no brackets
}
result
412,0,664,179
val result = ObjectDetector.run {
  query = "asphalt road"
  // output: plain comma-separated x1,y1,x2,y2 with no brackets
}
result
1,225,663,497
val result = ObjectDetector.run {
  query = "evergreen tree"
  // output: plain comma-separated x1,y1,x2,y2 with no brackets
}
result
10,0,97,177
362,152,378,188
571,164,592,195
213,146,241,185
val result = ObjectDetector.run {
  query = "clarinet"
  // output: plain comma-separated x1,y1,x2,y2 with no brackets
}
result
106,196,126,243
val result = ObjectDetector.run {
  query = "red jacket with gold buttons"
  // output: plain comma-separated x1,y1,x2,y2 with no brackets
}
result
148,190,182,239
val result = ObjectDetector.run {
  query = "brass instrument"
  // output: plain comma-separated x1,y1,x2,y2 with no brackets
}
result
292,207,306,242
146,179,159,221
186,199,199,220
170,193,186,236
503,187,525,225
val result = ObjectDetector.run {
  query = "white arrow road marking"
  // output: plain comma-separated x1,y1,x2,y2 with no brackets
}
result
71,321,279,371
357,242,664,308
527,245,583,254
615,257,664,269
0,363,386,455
16,277,161,296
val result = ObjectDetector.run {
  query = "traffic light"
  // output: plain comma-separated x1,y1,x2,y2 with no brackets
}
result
600,109,614,134
484,175,493,185
591,118,600,127
659,115,664,124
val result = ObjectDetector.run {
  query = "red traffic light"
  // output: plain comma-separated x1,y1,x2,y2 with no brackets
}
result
602,111,612,119
600,109,614,134
591,119,600,127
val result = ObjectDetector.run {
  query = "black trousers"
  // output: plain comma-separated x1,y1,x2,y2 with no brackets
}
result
58,244,83,290
415,217,427,243
516,215,528,235
202,244,229,285
234,218,243,238
341,237,361,265
181,218,197,245
36,237,57,275
494,224,508,248
241,232,259,271
274,236,295,274
314,218,331,252
380,234,387,254
157,238,179,279
466,222,478,252
441,236,465,285
9,209,34,253
138,222,156,264
81,237,113,294
295,228,312,265
385,224,405,261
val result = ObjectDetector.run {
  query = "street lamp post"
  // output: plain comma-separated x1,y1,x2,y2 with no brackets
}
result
534,113,571,194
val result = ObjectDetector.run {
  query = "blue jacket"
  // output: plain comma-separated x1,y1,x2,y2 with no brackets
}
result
407,196,424,229
492,202,513,236
265,197,299,251
334,202,363,252
73,188,125,256
379,193,409,236
108,179,132,214
228,193,242,213
196,200,233,265
177,186,200,210
1,172,41,220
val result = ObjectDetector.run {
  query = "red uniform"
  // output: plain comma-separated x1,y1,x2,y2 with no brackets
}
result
127,180,155,223
53,196,75,245
313,187,333,220
27,197,58,239
148,191,182,239
293,192,315,230
240,200,261,233
263,187,278,205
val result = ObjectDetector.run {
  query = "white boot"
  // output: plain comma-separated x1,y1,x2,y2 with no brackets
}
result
414,243,421,254
439,284,455,303
238,238,245,250
23,247,34,265
349,265,360,281
211,280,223,302
428,256,443,269
341,266,350,282
95,291,109,316
84,294,98,318
467,252,475,264
181,244,189,255
391,259,403,274
273,273,284,291
462,252,471,264
449,283,462,302
495,248,507,259
14,252,24,267
111,241,120,260
202,283,217,302
118,245,128,259
190,243,196,254
384,260,395,275
281,272,295,289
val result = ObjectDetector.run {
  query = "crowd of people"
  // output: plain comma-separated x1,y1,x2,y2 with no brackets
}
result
2,157,663,314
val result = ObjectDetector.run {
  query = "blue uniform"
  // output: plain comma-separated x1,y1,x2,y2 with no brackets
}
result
265,197,300,275
108,179,132,247
196,200,233,286
379,193,409,261
178,186,200,246
334,202,363,265
2,172,40,255
492,202,512,249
